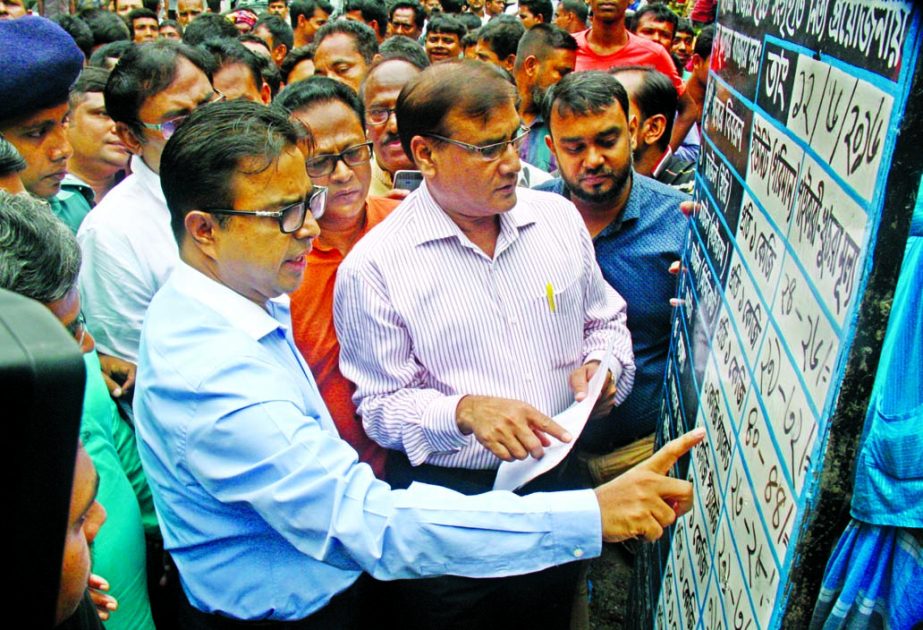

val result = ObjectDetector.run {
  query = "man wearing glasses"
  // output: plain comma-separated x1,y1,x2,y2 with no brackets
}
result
77,41,220,373
334,60,637,627
273,76,401,478
137,97,702,627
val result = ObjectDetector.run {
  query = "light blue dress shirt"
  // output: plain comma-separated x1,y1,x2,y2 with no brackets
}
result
134,261,602,621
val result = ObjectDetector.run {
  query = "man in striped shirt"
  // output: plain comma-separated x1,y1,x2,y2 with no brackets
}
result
334,59,637,628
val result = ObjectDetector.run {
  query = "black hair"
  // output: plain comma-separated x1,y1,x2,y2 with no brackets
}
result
199,38,264,93
513,22,576,69
69,66,111,110
280,45,316,83
51,14,94,59
675,17,694,36
105,40,215,134
161,100,307,241
256,54,283,97
397,59,515,159
254,14,295,52
609,65,676,151
378,35,430,69
273,75,364,123
439,0,464,14
518,0,552,24
694,24,715,59
183,13,240,45
631,3,678,32
0,137,26,179
78,8,131,47
477,16,523,60
542,70,630,136
314,19,379,64
388,0,425,29
425,13,465,38
127,8,159,39
160,18,184,34
239,32,272,53
559,0,587,23
344,0,388,38
88,40,134,69
289,0,333,29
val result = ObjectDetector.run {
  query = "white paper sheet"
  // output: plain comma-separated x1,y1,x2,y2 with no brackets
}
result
493,344,615,492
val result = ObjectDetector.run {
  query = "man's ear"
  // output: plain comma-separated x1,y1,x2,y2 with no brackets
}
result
273,44,288,66
184,210,220,259
524,54,540,78
628,112,639,152
503,53,517,73
410,136,436,177
544,132,557,158
115,122,143,156
260,80,272,105
638,113,667,147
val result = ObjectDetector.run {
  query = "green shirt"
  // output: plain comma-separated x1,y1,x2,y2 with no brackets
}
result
80,350,157,630
49,177,94,234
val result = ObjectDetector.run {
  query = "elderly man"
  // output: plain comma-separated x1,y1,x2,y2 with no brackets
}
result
360,57,422,195
176,0,205,26
135,98,701,626
334,60,635,628
538,71,690,474
77,41,219,369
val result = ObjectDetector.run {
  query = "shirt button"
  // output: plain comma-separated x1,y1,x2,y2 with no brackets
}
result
573,548,584,558
525,374,533,382
510,317,519,325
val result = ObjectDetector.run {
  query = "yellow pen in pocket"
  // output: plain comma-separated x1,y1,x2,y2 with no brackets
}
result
546,282,556,313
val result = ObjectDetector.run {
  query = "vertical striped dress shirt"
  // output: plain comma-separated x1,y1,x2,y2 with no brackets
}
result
334,183,636,470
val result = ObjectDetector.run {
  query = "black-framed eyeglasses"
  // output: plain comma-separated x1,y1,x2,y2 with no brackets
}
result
204,186,328,233
66,311,88,347
366,107,398,126
139,92,226,140
423,126,530,162
305,142,373,178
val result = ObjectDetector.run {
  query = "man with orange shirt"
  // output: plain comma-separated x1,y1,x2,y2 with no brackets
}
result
275,77,399,478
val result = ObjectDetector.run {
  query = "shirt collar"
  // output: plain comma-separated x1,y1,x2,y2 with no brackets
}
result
651,146,674,178
411,180,538,247
584,173,640,238
170,260,289,341
131,154,167,206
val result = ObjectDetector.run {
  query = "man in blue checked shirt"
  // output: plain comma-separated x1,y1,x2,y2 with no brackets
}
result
135,98,703,628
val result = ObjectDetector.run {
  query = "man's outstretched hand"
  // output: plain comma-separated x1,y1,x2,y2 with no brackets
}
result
595,428,705,543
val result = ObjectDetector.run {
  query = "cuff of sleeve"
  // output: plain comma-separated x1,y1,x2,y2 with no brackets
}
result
545,490,603,563
420,394,468,454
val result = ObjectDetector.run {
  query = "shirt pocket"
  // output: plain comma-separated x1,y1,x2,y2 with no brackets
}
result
522,275,584,371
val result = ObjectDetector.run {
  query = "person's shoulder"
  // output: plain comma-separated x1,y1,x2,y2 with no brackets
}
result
635,172,691,204
573,28,590,48
533,177,566,196
78,174,144,233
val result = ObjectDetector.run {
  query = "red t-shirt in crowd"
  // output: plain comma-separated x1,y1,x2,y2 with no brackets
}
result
573,29,684,93
290,196,399,478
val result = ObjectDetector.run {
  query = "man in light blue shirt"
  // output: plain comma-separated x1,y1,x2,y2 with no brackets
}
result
135,99,703,625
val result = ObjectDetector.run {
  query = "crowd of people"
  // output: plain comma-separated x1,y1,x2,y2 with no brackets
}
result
0,0,718,627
